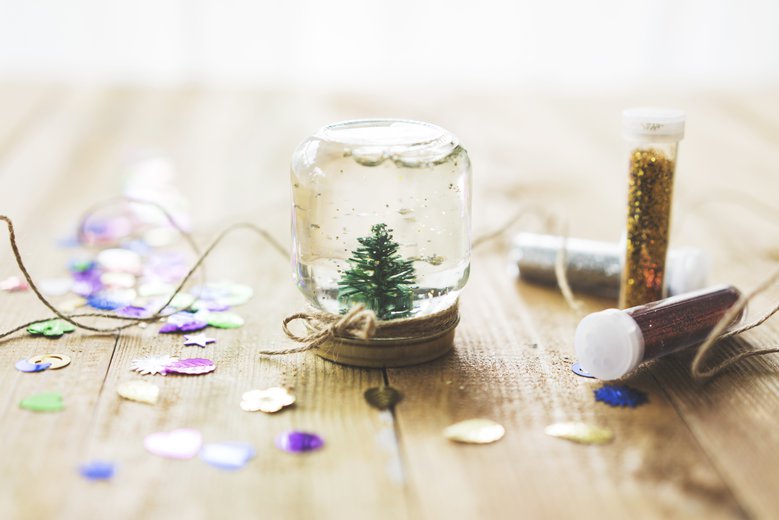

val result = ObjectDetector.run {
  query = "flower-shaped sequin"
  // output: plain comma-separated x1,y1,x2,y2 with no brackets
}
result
240,387,295,413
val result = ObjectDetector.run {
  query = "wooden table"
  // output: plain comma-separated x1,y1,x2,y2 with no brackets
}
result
0,86,777,520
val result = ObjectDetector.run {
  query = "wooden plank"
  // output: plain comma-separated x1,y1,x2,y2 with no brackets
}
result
643,94,779,520
0,88,132,519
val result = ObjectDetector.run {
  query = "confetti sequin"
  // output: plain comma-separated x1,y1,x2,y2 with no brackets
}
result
116,305,150,318
130,355,178,376
38,277,73,296
364,386,403,410
276,431,324,453
15,359,51,372
87,294,125,311
99,272,136,289
240,387,295,413
164,358,216,375
443,419,505,444
0,276,29,292
159,319,208,334
19,392,64,412
571,362,596,379
183,333,216,348
96,248,142,274
594,384,648,408
117,380,160,404
79,461,115,481
545,422,614,445
26,319,76,338
191,282,253,307
144,428,203,459
27,353,71,369
200,442,255,470
205,312,244,329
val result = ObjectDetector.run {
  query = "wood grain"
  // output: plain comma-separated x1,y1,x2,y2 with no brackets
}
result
0,87,777,520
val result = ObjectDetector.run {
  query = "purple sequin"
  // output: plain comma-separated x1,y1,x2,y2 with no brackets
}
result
163,358,215,375
71,266,103,296
143,253,190,283
594,384,648,408
116,305,150,318
159,320,208,333
275,431,324,453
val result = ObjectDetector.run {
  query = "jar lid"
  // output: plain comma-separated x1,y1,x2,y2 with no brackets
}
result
316,119,459,166
622,107,685,142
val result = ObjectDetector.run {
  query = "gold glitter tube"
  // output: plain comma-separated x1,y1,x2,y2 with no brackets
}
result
619,108,685,309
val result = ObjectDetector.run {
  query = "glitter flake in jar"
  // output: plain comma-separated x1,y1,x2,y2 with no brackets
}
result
291,120,471,320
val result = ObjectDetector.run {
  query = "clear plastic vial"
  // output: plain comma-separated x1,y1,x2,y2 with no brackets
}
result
291,119,471,320
575,285,744,380
620,107,686,309
510,233,708,299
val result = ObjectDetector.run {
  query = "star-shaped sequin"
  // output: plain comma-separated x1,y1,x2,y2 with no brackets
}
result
130,355,178,376
183,333,216,348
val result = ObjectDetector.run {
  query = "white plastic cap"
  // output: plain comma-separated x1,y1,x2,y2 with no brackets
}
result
666,248,709,296
623,107,686,142
574,309,645,380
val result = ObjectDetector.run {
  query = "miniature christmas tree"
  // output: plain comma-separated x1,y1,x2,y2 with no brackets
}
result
338,223,417,320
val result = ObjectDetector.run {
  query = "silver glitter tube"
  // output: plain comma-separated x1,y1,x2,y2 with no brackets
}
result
509,233,708,299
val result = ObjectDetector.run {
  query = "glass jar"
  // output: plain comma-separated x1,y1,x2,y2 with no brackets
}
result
619,107,685,309
291,119,471,320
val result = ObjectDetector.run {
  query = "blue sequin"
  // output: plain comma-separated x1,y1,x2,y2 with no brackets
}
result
87,295,123,311
79,461,115,480
594,384,648,408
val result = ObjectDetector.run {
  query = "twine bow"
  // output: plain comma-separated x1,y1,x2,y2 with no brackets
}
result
271,305,379,355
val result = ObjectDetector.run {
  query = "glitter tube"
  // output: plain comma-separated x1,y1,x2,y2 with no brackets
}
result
510,233,708,299
574,285,744,380
619,107,686,309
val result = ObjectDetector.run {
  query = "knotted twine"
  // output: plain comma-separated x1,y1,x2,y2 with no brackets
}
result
1,197,778,382
269,301,460,356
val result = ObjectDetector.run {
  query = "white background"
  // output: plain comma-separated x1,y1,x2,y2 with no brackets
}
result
0,0,777,90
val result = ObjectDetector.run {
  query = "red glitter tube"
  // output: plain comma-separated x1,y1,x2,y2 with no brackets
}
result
574,285,744,380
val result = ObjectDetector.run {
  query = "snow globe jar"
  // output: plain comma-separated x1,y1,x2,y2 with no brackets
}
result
291,119,471,367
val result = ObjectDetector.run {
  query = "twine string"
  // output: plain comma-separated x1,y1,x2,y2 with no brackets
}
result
2,196,778,382
269,305,378,355
691,266,779,381
264,302,459,356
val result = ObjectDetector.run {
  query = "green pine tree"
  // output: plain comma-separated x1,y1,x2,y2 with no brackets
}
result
337,223,417,320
